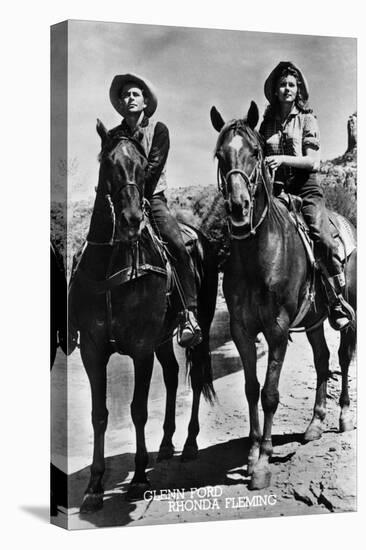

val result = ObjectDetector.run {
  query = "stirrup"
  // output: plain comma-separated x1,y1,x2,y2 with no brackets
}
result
328,295,355,331
323,273,355,331
328,306,350,331
177,310,202,348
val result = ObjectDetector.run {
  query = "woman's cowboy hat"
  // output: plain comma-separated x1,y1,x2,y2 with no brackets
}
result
109,73,158,118
264,61,309,103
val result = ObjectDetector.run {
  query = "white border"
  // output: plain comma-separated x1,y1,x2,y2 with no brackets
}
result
2,0,364,548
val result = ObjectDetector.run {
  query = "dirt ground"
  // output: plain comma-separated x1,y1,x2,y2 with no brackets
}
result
51,295,356,530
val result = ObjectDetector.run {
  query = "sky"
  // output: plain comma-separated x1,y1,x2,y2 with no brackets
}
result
56,20,356,199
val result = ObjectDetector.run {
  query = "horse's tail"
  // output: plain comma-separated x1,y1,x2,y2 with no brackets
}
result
185,346,216,405
177,222,218,403
189,230,219,404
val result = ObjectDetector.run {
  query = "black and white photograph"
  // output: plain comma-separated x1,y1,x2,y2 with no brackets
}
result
51,18,357,530
3,1,365,547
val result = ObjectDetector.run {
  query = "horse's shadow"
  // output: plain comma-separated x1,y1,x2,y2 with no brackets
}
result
60,431,303,528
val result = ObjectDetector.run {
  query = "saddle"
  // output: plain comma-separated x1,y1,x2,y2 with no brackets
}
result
71,220,200,297
146,221,202,301
69,220,201,353
275,186,356,331
275,185,356,268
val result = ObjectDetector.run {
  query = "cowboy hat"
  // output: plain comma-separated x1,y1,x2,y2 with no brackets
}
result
109,73,158,118
264,61,309,103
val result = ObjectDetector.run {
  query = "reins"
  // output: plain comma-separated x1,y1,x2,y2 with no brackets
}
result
217,157,272,239
87,191,149,247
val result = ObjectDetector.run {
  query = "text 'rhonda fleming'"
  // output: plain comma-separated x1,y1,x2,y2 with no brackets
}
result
143,486,277,512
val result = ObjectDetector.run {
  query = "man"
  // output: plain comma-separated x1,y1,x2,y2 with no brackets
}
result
106,73,202,347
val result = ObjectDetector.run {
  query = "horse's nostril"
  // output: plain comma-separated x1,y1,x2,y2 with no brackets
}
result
231,201,244,219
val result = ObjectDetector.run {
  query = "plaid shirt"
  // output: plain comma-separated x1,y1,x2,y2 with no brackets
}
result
259,106,320,183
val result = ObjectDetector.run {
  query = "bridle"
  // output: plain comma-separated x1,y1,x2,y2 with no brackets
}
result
216,148,272,240
107,182,148,246
89,137,149,247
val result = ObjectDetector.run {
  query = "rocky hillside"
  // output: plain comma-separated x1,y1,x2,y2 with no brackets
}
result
318,112,357,226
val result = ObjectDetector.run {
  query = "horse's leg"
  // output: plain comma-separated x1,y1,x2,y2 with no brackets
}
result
155,340,179,461
126,352,154,501
338,327,356,432
50,327,57,368
230,321,261,475
79,337,110,514
250,330,288,490
338,249,356,432
303,324,330,442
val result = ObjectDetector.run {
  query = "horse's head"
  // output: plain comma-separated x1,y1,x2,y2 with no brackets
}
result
97,119,148,246
211,102,269,236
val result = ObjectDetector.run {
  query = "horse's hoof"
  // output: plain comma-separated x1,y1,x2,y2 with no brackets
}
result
249,469,271,490
339,416,354,433
126,482,150,502
80,492,103,514
157,445,175,462
303,424,323,442
181,444,198,462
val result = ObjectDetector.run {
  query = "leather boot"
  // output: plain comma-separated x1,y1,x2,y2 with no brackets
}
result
178,309,202,348
329,302,350,331
327,273,352,331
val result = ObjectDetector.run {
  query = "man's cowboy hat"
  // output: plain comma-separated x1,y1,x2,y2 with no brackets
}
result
264,61,309,103
109,73,158,118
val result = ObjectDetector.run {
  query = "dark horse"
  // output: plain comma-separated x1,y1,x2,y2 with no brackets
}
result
69,120,218,512
50,242,68,517
210,102,356,490
50,241,67,367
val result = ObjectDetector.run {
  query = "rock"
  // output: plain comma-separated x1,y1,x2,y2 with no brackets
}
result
346,113,357,154
293,487,316,506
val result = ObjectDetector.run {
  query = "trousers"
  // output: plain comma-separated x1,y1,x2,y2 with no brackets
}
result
287,172,341,277
149,193,197,309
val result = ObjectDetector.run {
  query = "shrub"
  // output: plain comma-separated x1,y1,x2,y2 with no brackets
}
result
322,184,357,227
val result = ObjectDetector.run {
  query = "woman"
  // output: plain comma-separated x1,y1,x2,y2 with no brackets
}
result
259,61,351,330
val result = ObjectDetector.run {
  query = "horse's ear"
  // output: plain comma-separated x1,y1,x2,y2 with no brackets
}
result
210,106,225,132
246,101,259,130
96,118,108,146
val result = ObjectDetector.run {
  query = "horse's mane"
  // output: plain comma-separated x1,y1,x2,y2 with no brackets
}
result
214,119,264,157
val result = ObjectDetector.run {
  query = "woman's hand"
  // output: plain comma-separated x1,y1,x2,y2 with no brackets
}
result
265,151,319,172
265,155,284,171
